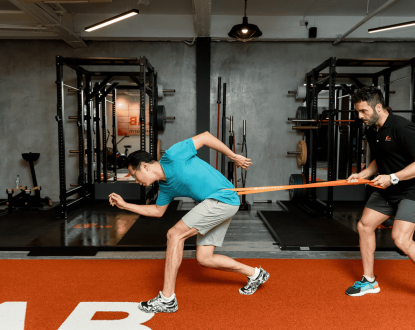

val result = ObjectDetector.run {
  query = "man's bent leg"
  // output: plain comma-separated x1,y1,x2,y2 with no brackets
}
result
163,219,198,298
196,245,269,295
196,245,255,276
358,207,390,278
392,220,415,264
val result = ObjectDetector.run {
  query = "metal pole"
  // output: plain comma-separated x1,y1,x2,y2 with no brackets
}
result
216,77,221,170
140,56,147,202
95,83,102,183
241,119,248,208
384,72,391,107
153,72,159,199
310,71,318,202
221,83,227,176
101,89,107,183
326,57,336,219
76,70,85,193
334,89,339,181
56,56,67,218
347,94,356,177
304,75,311,185
112,88,117,182
140,58,146,152
411,59,415,122
154,73,159,158
228,116,234,183
85,76,93,188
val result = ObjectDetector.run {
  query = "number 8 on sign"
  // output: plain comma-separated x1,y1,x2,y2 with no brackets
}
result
129,116,138,125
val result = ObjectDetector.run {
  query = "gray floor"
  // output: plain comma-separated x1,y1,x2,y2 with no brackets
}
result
0,201,407,261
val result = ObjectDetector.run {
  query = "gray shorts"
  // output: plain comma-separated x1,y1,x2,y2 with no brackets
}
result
182,199,239,247
366,191,415,224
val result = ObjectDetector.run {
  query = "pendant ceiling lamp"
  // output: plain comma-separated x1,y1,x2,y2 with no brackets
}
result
85,9,139,32
228,0,262,42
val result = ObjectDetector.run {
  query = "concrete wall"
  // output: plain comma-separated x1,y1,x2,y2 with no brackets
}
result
1,40,415,202
0,40,196,200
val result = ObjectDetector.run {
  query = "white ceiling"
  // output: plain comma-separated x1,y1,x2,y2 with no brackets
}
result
1,0,415,16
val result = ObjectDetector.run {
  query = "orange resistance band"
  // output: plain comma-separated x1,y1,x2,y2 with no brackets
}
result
225,178,386,196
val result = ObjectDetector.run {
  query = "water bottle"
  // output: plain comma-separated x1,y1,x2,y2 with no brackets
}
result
15,175,20,189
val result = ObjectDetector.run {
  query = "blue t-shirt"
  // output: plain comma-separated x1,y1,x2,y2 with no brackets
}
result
156,139,240,206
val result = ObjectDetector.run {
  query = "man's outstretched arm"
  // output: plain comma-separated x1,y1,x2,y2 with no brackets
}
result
109,192,169,217
192,131,252,169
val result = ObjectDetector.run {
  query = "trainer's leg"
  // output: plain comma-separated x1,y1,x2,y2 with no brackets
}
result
392,220,415,264
163,219,198,297
358,207,390,278
196,245,255,276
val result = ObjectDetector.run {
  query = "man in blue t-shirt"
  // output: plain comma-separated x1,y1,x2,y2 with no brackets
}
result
109,131,269,313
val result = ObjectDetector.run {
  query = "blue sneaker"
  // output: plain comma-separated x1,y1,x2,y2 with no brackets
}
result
346,276,380,297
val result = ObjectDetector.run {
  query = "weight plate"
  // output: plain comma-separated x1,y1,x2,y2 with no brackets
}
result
289,173,306,200
157,139,162,161
296,106,308,120
157,105,166,131
158,84,163,99
296,140,307,166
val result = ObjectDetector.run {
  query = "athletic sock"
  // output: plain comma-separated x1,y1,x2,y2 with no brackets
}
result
248,267,260,280
363,275,375,282
160,291,176,302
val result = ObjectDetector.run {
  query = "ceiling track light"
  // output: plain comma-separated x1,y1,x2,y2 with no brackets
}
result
85,9,139,32
228,0,262,42
368,20,415,33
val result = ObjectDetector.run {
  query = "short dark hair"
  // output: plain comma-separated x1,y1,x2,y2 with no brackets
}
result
351,86,385,110
124,150,155,170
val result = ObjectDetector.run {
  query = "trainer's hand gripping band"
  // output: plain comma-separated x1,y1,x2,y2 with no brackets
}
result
225,179,386,196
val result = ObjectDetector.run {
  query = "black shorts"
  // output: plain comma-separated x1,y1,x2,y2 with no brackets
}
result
365,191,415,224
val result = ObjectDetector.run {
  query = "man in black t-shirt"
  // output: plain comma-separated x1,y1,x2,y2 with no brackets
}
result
345,86,415,297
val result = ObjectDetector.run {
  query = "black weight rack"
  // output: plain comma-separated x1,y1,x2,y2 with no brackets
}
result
56,56,160,218
301,57,415,219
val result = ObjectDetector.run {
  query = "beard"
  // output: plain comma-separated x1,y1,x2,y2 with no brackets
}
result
364,110,380,126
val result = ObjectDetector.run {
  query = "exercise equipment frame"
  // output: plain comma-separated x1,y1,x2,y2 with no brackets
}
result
302,57,415,219
56,56,159,218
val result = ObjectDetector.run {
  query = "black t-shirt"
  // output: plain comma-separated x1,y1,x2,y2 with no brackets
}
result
366,111,415,201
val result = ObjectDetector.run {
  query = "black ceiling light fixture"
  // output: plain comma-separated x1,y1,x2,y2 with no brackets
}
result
228,0,262,42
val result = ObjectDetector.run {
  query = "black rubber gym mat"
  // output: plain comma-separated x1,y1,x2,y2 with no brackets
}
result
259,201,397,251
27,246,99,257
0,209,60,248
117,201,196,249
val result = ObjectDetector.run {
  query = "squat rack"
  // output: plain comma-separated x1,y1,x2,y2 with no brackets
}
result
301,57,415,219
56,56,159,218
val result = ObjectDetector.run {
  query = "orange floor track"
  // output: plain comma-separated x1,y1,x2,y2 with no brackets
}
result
1,259,415,329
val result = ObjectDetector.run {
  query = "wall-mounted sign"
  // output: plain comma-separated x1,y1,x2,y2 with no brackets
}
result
116,95,149,136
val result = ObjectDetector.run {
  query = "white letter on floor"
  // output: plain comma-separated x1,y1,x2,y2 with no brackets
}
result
0,302,27,330
58,302,154,330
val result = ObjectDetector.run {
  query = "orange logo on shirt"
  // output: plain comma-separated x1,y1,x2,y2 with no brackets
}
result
385,136,392,141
